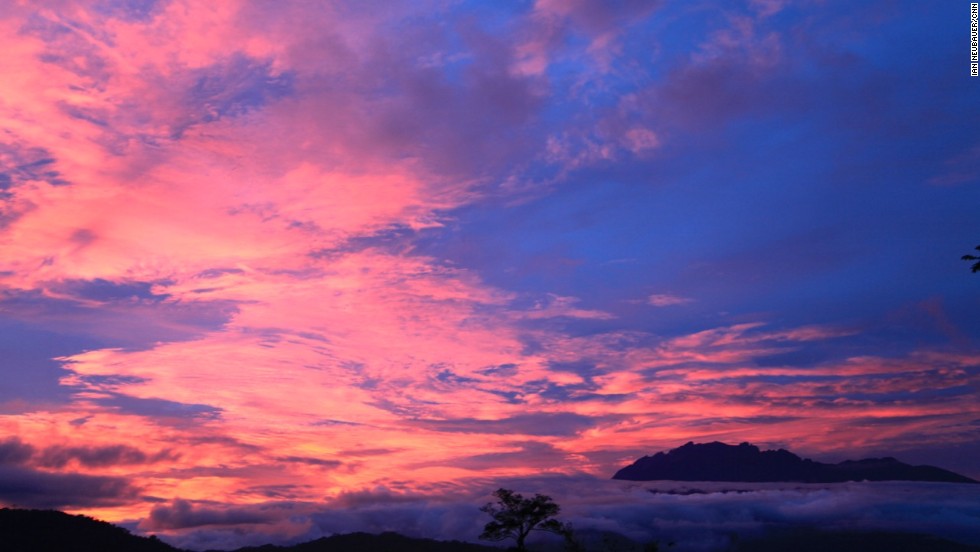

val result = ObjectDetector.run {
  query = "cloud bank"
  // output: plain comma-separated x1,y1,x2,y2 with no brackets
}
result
132,478,980,551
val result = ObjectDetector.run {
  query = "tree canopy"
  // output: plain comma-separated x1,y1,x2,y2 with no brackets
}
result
479,488,569,551
963,245,980,273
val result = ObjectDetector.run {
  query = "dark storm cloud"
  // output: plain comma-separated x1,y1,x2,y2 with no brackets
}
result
182,435,264,454
144,498,281,530
414,412,595,436
330,488,436,509
233,484,313,500
335,447,402,458
0,436,176,470
0,465,138,509
274,455,343,468
89,394,223,422
56,278,171,302
36,444,178,469
443,441,570,472
476,363,519,377
0,437,34,465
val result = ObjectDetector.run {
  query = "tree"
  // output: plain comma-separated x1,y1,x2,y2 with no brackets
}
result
963,245,980,273
479,488,569,551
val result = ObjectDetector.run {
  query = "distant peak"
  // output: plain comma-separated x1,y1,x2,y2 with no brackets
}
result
612,441,977,484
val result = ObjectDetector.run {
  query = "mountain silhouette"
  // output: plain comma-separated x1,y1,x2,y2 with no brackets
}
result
0,508,179,552
218,532,500,552
0,508,498,552
2,505,979,552
612,442,978,483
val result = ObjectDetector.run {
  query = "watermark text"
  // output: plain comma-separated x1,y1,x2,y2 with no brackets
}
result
972,3,978,76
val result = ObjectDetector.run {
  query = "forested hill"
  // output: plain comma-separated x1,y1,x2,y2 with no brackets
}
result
2,507,979,552
219,532,499,552
0,508,498,552
0,508,178,552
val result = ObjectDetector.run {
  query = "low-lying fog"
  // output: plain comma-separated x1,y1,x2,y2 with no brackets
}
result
137,476,980,551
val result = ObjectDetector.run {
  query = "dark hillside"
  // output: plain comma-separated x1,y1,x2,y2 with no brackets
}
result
221,531,500,552
0,508,180,552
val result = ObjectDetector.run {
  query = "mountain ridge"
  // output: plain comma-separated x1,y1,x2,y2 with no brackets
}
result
2,505,979,552
209,531,499,552
0,508,499,552
612,441,978,483
0,508,178,552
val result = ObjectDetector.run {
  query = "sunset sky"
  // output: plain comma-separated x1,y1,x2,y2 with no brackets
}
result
1,0,979,548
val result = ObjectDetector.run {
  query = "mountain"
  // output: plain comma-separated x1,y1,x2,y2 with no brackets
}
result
0,508,497,552
612,441,978,483
2,506,978,552
219,532,499,552
0,508,180,552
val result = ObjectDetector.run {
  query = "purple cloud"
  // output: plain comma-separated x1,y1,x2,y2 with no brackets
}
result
0,465,138,509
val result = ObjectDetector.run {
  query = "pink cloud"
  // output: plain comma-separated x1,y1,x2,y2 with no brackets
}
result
526,294,616,320
647,293,691,307
532,0,659,70
750,0,789,18
623,127,661,154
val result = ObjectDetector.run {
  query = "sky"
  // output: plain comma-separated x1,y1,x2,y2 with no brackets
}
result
0,0,979,548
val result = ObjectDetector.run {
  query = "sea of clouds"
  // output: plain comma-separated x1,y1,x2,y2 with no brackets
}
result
136,475,980,551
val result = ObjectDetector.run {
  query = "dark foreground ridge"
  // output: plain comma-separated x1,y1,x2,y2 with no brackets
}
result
613,441,979,483
0,508,497,552
214,532,499,552
2,507,979,552
0,508,178,552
